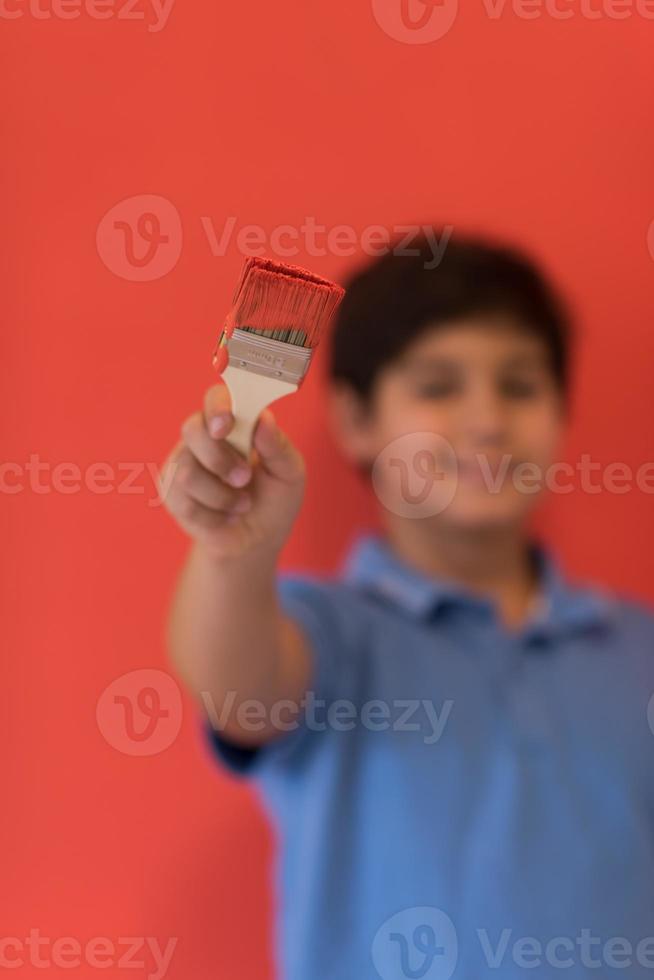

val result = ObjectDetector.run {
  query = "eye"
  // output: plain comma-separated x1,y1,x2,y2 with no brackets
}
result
415,380,459,399
501,377,540,398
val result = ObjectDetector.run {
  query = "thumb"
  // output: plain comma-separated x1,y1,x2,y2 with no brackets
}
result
252,409,305,483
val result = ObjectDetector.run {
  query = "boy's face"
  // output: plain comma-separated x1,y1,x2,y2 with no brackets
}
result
329,317,566,530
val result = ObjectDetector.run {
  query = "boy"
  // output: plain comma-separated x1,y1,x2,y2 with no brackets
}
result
162,234,654,979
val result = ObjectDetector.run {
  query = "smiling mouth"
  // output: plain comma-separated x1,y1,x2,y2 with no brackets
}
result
457,454,516,467
455,457,518,482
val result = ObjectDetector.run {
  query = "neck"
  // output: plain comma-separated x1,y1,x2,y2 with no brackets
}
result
381,516,541,630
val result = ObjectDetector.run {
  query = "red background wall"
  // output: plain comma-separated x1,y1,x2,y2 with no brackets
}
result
3,2,654,977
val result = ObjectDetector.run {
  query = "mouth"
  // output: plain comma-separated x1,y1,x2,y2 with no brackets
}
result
455,456,518,485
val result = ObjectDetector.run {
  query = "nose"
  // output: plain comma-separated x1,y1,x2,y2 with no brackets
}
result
460,383,510,447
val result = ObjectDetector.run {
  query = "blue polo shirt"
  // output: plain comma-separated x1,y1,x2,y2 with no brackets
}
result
203,532,654,980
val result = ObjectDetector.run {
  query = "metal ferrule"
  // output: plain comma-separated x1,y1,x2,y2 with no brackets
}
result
223,328,312,385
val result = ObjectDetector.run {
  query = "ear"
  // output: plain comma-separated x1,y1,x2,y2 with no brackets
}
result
326,382,377,466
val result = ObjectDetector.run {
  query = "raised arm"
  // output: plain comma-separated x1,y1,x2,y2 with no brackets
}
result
161,384,312,746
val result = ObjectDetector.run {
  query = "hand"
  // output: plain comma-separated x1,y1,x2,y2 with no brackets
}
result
159,383,306,561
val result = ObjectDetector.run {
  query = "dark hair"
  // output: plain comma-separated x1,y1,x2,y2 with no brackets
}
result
327,229,572,406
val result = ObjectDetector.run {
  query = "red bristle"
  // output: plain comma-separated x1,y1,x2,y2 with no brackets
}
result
224,256,345,349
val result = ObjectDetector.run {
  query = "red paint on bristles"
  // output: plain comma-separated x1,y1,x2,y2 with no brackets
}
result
223,256,345,349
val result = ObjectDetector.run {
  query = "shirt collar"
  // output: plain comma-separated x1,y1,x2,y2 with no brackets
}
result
341,532,616,641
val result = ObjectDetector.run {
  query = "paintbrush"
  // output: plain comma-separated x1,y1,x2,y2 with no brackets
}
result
212,257,345,458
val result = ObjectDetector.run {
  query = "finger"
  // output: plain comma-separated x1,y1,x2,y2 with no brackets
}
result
252,409,305,484
173,493,243,537
181,412,252,487
157,440,186,507
177,450,251,514
203,383,235,440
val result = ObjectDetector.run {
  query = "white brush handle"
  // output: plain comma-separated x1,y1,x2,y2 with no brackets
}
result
221,364,298,459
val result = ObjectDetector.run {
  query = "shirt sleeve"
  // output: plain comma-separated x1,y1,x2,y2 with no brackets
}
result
200,571,359,779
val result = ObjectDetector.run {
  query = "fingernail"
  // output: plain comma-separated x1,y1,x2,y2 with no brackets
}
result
227,465,251,487
209,414,230,438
